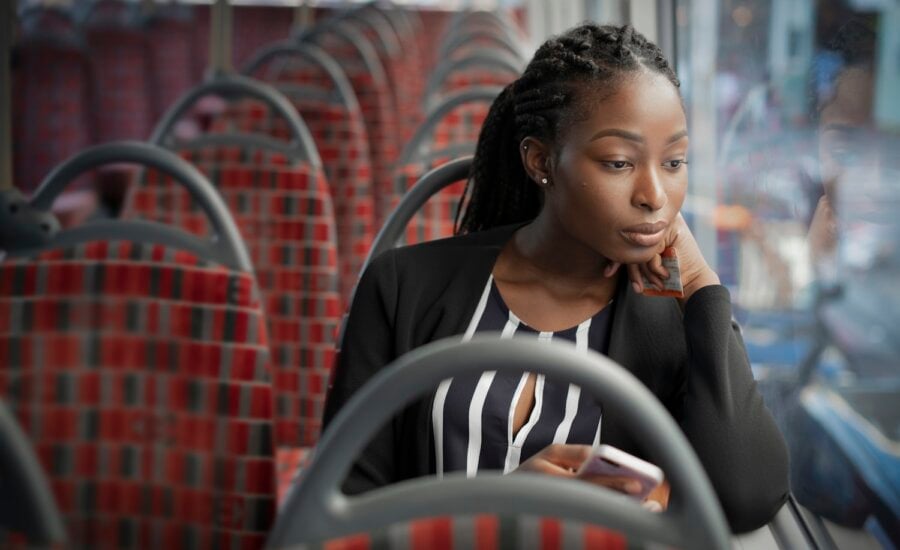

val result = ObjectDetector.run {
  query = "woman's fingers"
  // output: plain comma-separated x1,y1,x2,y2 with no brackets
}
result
539,444,593,470
639,263,664,290
648,252,668,280
514,444,593,478
627,264,643,294
580,475,643,495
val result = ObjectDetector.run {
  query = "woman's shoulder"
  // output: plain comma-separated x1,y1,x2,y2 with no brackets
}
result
369,223,520,272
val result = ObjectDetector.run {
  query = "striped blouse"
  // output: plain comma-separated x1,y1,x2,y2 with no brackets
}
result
431,275,613,477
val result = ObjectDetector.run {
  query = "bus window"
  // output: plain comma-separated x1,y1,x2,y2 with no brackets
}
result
671,0,900,546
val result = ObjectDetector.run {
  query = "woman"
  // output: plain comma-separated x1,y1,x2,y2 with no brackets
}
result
324,23,789,533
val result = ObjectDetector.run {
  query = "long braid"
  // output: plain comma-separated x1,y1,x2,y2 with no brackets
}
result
455,23,679,234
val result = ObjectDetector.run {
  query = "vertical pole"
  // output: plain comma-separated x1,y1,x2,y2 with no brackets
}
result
208,0,222,77
222,0,233,73
294,1,313,31
686,0,719,271
207,0,232,79
656,0,676,64
0,0,13,190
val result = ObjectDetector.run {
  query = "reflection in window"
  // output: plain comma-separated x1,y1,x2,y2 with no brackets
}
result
676,1,899,546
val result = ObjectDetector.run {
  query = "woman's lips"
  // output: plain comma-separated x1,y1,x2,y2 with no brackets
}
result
620,221,668,247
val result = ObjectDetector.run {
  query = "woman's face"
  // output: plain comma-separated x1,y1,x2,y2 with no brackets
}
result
539,70,689,265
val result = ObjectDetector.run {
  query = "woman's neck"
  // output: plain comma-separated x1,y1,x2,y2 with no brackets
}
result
494,215,619,304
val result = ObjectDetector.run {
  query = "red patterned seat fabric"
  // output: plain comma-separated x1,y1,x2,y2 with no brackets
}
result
212,97,375,302
124,159,341,459
389,161,466,246
289,515,628,550
388,102,490,245
311,34,400,228
0,242,276,549
440,70,518,97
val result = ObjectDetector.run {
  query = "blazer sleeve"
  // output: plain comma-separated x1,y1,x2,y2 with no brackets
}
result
322,249,400,495
677,285,790,533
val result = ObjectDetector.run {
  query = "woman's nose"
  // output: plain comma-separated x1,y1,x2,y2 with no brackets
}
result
632,167,667,211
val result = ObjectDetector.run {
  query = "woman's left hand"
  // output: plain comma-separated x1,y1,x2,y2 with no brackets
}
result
604,213,721,306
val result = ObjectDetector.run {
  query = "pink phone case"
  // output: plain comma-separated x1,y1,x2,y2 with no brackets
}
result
575,445,663,500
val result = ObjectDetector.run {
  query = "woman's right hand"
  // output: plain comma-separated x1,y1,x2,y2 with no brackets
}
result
511,444,646,498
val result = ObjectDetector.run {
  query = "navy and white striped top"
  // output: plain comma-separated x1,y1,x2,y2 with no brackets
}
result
431,275,614,477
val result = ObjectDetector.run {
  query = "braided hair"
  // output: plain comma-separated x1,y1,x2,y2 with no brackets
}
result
455,23,680,234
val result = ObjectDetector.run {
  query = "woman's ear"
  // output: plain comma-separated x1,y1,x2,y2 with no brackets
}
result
519,137,552,187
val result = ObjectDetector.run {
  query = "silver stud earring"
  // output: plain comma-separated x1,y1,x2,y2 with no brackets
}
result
541,177,548,185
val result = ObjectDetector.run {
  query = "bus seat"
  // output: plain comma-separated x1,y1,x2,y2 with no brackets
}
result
357,5,428,144
388,88,498,245
283,515,628,550
242,42,376,301
0,142,277,549
142,76,339,460
125,149,341,458
270,337,731,550
305,22,400,228
422,51,522,112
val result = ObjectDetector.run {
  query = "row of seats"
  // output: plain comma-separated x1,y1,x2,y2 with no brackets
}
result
2,5,531,548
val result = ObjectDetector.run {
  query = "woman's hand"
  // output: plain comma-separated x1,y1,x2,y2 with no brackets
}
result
604,213,720,306
512,444,666,510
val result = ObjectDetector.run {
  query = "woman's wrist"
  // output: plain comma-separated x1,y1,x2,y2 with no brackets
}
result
678,268,721,309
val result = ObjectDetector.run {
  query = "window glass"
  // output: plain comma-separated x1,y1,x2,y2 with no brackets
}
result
676,0,899,546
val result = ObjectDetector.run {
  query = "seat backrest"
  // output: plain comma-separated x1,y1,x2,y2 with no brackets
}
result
1,142,279,548
360,5,427,143
387,89,498,245
0,241,277,549
272,337,731,549
124,150,342,454
210,99,372,303
306,23,400,227
242,42,376,299
288,514,628,550
422,51,522,110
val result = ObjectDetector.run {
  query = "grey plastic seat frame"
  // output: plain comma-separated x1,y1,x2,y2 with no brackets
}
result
398,86,502,166
268,336,731,549
2,141,252,272
364,3,417,59
335,157,471,350
297,17,390,98
447,10,523,41
149,74,322,169
0,400,66,545
341,8,401,60
423,51,523,110
362,156,472,272
440,29,526,62
241,41,361,115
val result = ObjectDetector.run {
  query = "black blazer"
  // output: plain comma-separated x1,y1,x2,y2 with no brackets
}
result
323,224,789,533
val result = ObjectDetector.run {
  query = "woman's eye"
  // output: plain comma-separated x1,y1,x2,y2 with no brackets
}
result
664,159,688,169
602,161,630,170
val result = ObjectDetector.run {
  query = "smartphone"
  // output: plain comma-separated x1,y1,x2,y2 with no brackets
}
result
575,444,664,501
